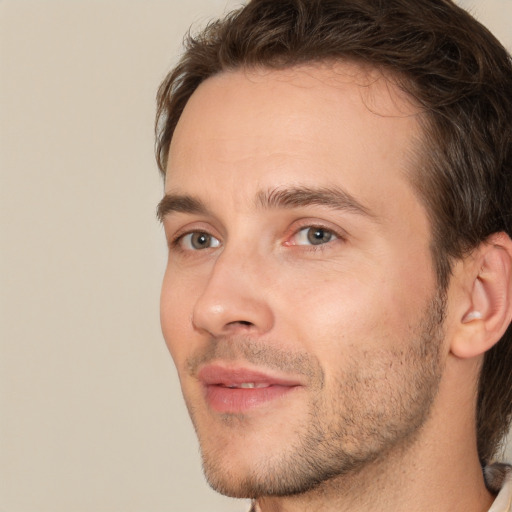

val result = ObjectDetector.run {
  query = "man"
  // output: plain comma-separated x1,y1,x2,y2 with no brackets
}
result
155,0,512,510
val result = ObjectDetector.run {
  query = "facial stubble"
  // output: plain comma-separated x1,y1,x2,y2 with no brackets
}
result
183,291,446,499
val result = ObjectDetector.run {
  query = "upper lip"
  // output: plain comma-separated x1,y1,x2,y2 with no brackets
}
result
197,364,303,387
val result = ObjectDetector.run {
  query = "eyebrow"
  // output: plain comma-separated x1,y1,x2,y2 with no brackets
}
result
157,185,375,222
156,194,209,222
255,186,375,218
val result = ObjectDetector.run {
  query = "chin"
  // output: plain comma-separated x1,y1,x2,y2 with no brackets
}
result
200,438,378,499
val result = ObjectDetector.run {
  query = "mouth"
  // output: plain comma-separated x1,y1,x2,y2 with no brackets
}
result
224,382,272,389
197,364,302,413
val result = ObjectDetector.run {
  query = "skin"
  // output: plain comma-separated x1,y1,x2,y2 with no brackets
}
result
159,63,496,512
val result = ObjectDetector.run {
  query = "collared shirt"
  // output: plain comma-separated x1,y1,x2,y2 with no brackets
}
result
488,467,512,512
249,465,512,512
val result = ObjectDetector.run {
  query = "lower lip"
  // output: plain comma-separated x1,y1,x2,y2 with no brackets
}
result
204,384,298,413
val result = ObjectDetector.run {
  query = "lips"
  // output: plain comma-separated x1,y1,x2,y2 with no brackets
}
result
197,365,301,413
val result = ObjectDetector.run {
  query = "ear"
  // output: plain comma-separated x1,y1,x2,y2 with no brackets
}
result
450,232,512,359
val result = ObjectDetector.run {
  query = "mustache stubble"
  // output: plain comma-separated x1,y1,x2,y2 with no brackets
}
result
186,336,325,389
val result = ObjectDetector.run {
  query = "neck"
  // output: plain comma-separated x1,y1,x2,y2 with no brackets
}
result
255,357,495,512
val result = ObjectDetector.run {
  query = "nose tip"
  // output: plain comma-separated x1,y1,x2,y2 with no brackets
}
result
191,275,274,337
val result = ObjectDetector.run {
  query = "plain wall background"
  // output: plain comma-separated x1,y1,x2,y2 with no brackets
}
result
0,1,510,511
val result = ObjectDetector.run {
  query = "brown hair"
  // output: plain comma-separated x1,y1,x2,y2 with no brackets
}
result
155,0,512,464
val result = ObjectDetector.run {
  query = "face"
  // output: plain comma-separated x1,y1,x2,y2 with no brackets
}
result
159,64,445,499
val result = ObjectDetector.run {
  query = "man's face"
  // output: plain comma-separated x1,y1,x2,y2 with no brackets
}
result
160,64,446,498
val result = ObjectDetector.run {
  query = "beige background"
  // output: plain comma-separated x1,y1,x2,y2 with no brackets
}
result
0,1,511,511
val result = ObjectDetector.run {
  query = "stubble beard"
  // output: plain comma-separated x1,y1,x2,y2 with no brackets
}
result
187,290,446,500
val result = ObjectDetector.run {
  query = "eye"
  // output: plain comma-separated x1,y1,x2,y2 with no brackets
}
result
292,226,338,246
180,232,221,250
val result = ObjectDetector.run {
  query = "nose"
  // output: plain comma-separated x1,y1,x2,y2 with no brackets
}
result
192,249,275,337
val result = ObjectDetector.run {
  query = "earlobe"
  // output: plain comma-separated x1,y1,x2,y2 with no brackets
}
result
451,233,512,359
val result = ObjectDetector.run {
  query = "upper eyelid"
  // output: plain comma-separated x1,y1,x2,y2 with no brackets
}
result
165,219,221,240
172,228,218,245
295,225,338,237
287,219,348,241
285,226,341,248
169,226,223,253
180,231,221,250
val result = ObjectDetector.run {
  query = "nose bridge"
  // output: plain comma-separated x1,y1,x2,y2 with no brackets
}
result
192,241,274,336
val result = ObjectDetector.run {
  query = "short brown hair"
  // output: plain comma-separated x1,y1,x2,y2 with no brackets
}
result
155,0,512,463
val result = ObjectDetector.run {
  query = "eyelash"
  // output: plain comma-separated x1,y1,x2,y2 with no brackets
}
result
169,223,344,253
171,231,220,251
285,224,344,251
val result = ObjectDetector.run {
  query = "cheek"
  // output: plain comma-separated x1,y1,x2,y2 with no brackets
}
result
272,256,432,359
160,265,199,364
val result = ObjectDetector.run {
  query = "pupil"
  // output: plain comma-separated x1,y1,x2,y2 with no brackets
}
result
307,228,331,245
192,232,210,249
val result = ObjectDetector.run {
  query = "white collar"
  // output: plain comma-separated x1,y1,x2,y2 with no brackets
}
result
488,470,512,512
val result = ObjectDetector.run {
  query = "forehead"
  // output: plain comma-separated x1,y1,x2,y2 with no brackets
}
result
169,62,420,151
166,62,423,219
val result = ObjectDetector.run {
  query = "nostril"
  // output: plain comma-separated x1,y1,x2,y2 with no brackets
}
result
229,320,253,327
